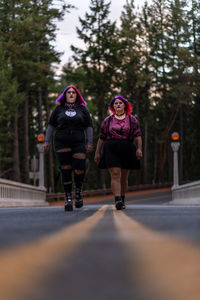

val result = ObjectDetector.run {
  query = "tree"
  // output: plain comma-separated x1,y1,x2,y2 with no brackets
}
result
0,42,24,180
118,0,152,184
68,0,121,188
0,0,73,186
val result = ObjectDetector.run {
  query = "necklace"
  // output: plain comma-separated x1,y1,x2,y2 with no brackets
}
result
116,112,125,116
65,102,77,117
65,102,76,109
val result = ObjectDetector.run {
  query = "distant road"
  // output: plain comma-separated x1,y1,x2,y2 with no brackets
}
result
49,187,172,206
0,190,199,300
91,188,172,205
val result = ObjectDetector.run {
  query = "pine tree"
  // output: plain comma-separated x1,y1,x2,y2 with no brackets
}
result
0,0,73,186
118,0,153,184
0,42,24,180
67,0,121,188
71,0,120,126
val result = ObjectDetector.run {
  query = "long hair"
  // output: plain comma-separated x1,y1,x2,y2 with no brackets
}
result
56,85,86,106
109,95,133,115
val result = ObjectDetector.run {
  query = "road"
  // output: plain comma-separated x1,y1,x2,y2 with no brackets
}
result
0,189,200,300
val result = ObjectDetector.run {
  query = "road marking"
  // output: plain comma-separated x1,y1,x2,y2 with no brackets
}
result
113,209,200,300
0,205,108,300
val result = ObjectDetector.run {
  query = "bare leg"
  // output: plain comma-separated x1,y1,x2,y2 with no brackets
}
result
121,169,129,196
121,169,129,209
109,168,124,210
109,167,121,196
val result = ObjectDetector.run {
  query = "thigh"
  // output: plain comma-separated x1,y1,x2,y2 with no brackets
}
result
108,167,121,177
72,143,86,170
55,148,73,167
121,169,129,180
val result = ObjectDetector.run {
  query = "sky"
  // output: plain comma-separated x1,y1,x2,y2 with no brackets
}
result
54,0,151,67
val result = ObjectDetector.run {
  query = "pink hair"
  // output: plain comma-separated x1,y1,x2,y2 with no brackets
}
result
56,85,86,105
109,95,133,115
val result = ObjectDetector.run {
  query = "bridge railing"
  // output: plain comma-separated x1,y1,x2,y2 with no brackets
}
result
0,178,47,207
172,180,200,205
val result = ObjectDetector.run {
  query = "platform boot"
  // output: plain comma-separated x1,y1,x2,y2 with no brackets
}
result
75,187,83,208
121,196,126,209
115,196,123,210
64,192,73,211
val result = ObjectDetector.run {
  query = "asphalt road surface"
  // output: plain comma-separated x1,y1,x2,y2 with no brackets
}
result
0,190,200,300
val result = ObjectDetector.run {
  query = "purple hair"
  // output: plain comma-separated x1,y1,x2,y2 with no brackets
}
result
109,95,133,115
56,85,86,106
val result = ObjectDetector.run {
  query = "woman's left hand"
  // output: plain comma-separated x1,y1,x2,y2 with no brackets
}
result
86,145,93,153
136,149,143,160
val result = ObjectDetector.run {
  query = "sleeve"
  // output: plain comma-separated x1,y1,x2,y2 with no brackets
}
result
45,124,55,144
48,106,59,128
83,106,93,128
86,127,93,146
99,117,109,140
131,116,142,137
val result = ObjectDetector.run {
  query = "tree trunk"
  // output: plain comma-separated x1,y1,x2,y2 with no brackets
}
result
38,86,43,133
179,106,183,182
153,138,158,184
143,119,148,183
24,93,30,184
159,104,180,180
13,115,21,182
100,169,106,189
37,39,43,133
45,91,55,192
48,146,55,192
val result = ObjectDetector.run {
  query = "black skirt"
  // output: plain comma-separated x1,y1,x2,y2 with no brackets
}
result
98,139,140,170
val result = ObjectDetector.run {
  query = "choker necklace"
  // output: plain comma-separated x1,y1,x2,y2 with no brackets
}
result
116,112,125,116
65,102,76,109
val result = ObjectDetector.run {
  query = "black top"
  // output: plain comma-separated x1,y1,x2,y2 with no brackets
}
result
49,103,92,131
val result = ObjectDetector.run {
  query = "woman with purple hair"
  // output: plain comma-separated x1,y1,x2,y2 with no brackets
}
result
94,96,142,210
44,85,93,211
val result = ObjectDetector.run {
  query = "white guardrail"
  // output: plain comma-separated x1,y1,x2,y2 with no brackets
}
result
172,180,200,205
0,178,47,207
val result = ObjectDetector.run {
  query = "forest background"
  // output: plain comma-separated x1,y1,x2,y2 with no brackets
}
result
0,0,200,192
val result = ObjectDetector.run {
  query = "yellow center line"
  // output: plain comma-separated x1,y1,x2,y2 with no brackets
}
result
0,205,108,300
113,209,200,300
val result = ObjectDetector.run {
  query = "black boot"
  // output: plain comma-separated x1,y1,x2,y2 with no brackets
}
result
121,196,126,209
75,187,83,208
115,196,123,210
64,193,73,211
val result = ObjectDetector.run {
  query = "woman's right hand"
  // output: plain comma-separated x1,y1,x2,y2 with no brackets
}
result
94,152,100,165
44,143,50,152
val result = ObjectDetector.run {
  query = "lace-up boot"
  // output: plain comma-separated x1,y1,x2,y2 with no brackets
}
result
75,187,83,208
64,193,73,211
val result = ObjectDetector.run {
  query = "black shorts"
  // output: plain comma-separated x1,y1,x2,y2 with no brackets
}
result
53,129,85,151
98,139,140,170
